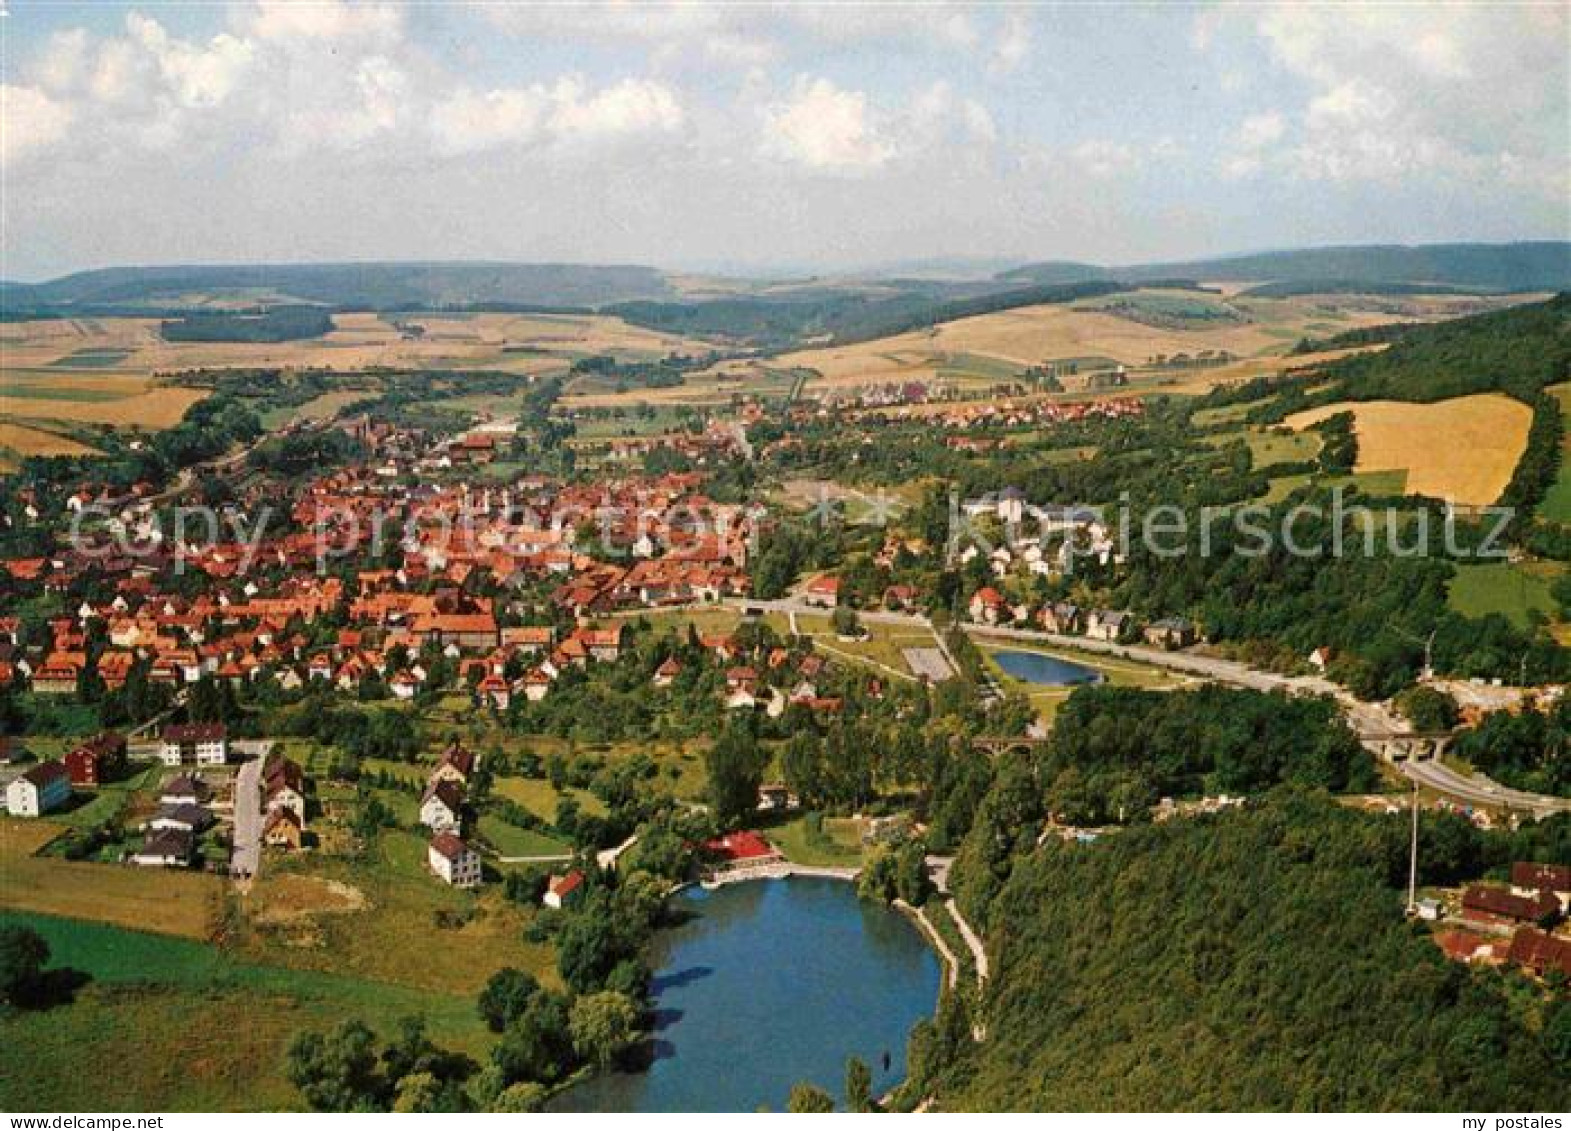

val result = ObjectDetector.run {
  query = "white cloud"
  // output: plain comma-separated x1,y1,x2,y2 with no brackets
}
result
764,76,893,174
551,78,684,140
246,0,404,44
430,77,683,155
1250,3,1567,192
126,13,254,108
1236,111,1285,150
1072,139,1138,179
1,85,74,164
990,12,1032,75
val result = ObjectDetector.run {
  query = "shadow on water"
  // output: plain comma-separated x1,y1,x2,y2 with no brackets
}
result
649,1007,685,1032
649,965,713,994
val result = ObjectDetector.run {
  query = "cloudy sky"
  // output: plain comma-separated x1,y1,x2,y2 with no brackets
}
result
2,1,1567,280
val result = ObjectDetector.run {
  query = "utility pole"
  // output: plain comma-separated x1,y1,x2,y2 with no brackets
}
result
1407,777,1420,915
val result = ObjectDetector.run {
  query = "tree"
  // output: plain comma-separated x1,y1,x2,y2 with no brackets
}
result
478,967,540,1033
491,992,574,1086
1394,685,1459,731
845,1056,873,1113
392,1072,442,1113
286,1020,386,1112
568,989,641,1069
0,925,49,1004
704,722,766,829
787,1082,836,1112
491,1081,548,1113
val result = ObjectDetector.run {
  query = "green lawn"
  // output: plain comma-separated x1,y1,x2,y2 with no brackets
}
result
1245,428,1321,469
1447,560,1563,629
0,911,490,1111
1193,395,1277,428
491,775,604,823
475,814,572,858
767,814,865,868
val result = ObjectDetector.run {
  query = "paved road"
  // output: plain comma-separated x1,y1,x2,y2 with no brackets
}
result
230,757,263,880
730,599,1571,815
1403,758,1571,817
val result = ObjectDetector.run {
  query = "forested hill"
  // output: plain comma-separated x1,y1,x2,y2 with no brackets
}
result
1307,291,1571,404
13,261,674,311
933,795,1571,1111
1137,241,1571,292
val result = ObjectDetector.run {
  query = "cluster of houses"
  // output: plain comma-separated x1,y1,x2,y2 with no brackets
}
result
1429,861,1571,980
131,773,218,868
262,751,308,851
0,458,762,707
419,742,482,888
966,587,1197,650
3,730,131,817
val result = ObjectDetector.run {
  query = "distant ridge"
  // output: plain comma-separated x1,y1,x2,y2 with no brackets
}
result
1107,241,1569,293
6,242,1565,326
14,260,675,312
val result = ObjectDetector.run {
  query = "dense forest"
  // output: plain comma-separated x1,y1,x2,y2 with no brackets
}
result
925,794,1571,1111
608,279,1128,348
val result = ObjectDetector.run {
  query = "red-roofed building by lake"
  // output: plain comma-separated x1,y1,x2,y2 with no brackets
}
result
701,831,785,879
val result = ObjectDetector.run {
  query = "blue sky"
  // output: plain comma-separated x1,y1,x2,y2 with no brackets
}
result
2,1,1567,280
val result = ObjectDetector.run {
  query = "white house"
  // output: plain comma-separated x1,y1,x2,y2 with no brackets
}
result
428,831,482,888
6,761,71,817
159,723,228,767
420,780,463,832
544,869,585,909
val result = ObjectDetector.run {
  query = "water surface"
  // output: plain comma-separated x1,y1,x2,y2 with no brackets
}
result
993,648,1104,686
555,877,941,1112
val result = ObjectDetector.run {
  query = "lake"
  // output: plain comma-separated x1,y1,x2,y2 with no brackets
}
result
992,648,1104,686
554,877,942,1112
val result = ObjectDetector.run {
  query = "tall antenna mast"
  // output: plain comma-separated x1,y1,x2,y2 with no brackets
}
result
1407,777,1420,914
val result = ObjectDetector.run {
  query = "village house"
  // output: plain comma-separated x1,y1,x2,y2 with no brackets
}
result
1507,926,1571,979
159,723,229,767
803,574,840,608
1143,617,1197,650
264,807,304,850
520,668,552,702
652,656,682,687
969,586,1007,624
757,784,797,812
1510,861,1571,911
148,803,213,835
1461,884,1559,930
263,754,307,824
421,780,464,832
160,774,211,808
131,827,193,868
1040,602,1082,635
428,831,482,888
430,742,476,788
64,731,127,786
6,761,71,818
543,869,585,909
1086,609,1133,643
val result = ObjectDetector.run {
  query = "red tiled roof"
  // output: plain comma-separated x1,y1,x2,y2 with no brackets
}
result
549,870,585,898
1511,861,1571,894
703,831,778,862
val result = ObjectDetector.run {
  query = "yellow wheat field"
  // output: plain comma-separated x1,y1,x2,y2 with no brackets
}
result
0,311,708,382
0,421,100,458
1286,394,1532,506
